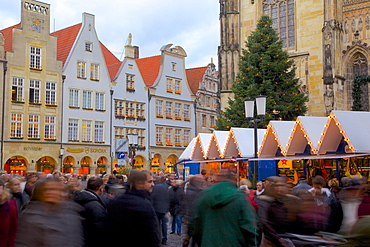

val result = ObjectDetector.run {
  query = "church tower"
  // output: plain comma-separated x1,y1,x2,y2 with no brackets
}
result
218,0,241,110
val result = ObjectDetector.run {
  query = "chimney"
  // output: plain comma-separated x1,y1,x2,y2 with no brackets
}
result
134,46,139,59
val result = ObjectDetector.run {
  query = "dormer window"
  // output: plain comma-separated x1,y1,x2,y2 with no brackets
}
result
172,62,177,71
85,42,93,52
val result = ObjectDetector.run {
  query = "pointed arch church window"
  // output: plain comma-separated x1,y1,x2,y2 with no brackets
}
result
262,0,295,48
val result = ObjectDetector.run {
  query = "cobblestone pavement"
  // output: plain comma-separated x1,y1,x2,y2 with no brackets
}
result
162,219,186,247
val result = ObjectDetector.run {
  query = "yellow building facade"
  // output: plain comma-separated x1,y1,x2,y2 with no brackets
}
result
219,0,370,117
1,0,63,174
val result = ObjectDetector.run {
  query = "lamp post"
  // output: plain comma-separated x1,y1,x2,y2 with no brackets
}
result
127,133,138,168
244,95,266,184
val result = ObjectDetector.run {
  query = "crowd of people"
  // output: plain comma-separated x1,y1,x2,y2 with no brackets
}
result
0,169,369,247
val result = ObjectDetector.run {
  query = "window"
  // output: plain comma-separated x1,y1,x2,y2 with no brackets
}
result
30,46,41,69
205,96,210,107
175,129,181,146
175,80,181,94
95,92,104,110
115,100,124,117
94,121,104,142
202,115,206,127
210,116,215,128
44,116,56,139
166,102,172,118
28,114,39,138
77,61,86,79
214,98,218,109
172,62,177,71
184,104,190,121
184,129,190,146
69,89,79,107
90,63,100,81
10,113,23,138
156,127,163,145
175,103,181,120
166,78,173,93
45,82,56,105
12,77,24,101
126,74,135,91
81,120,92,142
166,128,173,145
85,42,93,52
83,91,93,109
263,0,295,48
156,100,163,117
29,80,40,103
68,119,79,141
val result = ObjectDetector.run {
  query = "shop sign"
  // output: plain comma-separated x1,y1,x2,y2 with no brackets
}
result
10,166,27,171
24,146,42,151
66,147,107,154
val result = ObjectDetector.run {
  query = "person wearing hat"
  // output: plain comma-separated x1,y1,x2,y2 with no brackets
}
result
293,175,312,198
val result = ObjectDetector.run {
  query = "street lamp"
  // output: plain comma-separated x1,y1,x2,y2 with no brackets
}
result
244,95,266,184
127,133,139,168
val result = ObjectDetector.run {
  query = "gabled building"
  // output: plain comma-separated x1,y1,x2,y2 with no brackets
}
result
111,34,149,170
51,13,112,175
137,44,196,172
186,61,219,134
0,0,63,174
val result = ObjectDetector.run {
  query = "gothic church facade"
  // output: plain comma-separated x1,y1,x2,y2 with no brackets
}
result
219,0,370,116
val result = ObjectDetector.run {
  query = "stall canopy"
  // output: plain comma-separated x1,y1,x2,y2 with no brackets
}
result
223,127,266,158
206,131,230,159
318,110,370,154
287,116,328,155
198,133,213,158
178,136,204,161
259,121,296,158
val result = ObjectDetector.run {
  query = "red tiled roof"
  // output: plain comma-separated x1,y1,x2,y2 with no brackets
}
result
136,55,161,87
0,23,21,52
186,66,207,95
51,23,82,66
100,42,121,81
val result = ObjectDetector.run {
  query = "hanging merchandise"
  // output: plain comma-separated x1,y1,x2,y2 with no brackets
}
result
345,158,362,178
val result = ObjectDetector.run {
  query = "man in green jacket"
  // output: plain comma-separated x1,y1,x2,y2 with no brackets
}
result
185,171,258,247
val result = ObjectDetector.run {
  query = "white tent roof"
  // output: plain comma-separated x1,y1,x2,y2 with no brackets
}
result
178,137,197,160
227,127,266,158
318,111,370,154
198,133,213,154
286,116,328,155
206,131,230,159
259,121,295,157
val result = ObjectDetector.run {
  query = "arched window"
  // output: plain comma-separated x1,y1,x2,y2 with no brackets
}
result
263,0,295,48
352,53,369,111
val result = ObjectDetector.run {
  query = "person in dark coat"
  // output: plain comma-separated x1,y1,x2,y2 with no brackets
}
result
151,175,170,245
292,175,312,197
8,177,29,212
169,179,184,235
73,176,107,247
106,170,160,247
16,179,84,247
358,184,370,218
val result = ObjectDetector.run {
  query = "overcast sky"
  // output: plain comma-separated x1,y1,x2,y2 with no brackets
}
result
0,0,220,69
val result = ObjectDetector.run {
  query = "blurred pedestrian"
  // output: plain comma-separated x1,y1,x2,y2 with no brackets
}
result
24,173,38,196
182,175,204,247
0,178,18,247
240,185,258,211
106,170,160,247
255,180,264,195
151,175,170,245
73,176,107,247
169,179,184,235
185,171,257,247
358,184,370,218
16,179,84,247
7,177,29,212
293,175,312,197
